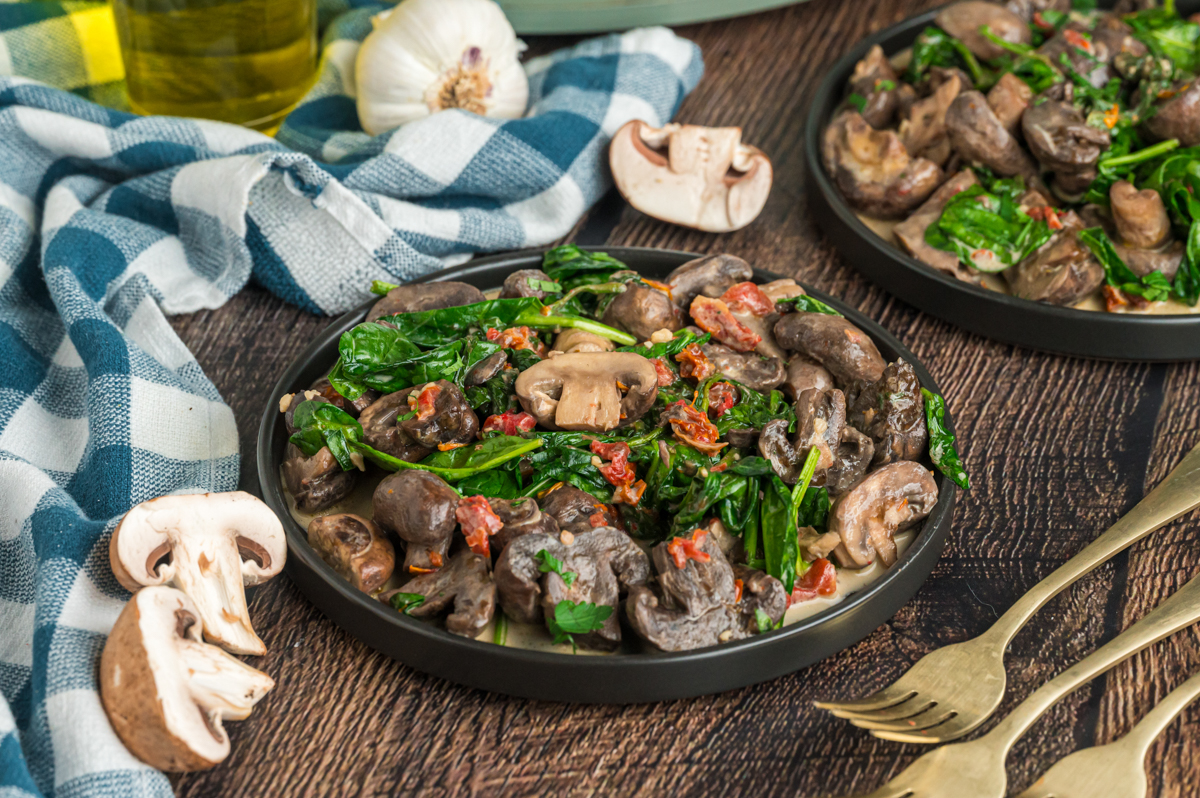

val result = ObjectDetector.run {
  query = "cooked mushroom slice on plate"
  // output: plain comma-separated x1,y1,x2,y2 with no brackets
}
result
665,253,754,310
400,380,479,448
759,388,846,485
936,1,1030,60
110,491,286,656
651,527,738,618
1022,98,1110,196
985,72,1032,137
367,281,486,323
515,352,658,432
307,514,395,594
282,442,358,513
295,376,377,418
373,470,459,574
848,360,928,466
600,282,681,342
823,111,944,219
495,527,650,651
894,169,983,283
850,44,905,130
609,120,772,233
553,328,615,355
100,586,275,772
1110,179,1173,250
1005,211,1105,306
357,388,433,462
702,342,786,393
945,91,1038,178
486,496,559,552
899,69,963,166
386,548,496,638
465,350,508,386
830,461,939,568
758,278,805,307
774,312,886,386
1143,80,1200,147
538,485,617,535
781,354,835,400
499,268,555,299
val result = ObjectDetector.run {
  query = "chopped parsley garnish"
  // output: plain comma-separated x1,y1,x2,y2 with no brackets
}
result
546,600,613,651
535,548,578,587
389,592,425,615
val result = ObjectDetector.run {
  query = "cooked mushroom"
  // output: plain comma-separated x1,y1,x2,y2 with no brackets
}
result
717,282,790,359
487,496,559,552
307,514,395,594
465,351,508,386
848,360,928,466
300,376,378,418
774,312,886,386
894,169,983,284
986,72,1033,137
935,1,1031,61
665,253,754,310
825,427,875,495
1006,211,1105,305
399,380,479,448
800,527,844,562
1144,80,1200,146
759,278,805,307
367,281,485,322
539,485,618,534
1110,180,1173,249
701,342,786,393
609,120,773,233
357,388,433,462
1022,99,1110,196
99,587,275,772
823,111,945,219
946,91,1038,178
553,328,615,354
1115,240,1184,281
110,492,286,656
830,461,939,568
373,470,459,574
1005,0,1069,21
600,283,681,342
282,443,358,513
495,527,651,650
850,45,903,129
1036,19,1138,89
652,529,738,618
388,548,496,638
515,352,658,432
500,269,555,299
900,70,963,166
758,388,846,485
782,355,835,400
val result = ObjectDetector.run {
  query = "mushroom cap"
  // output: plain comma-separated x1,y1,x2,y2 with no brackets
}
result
830,461,938,568
701,343,786,393
366,282,486,323
514,352,658,432
392,549,496,638
281,442,358,513
600,284,681,343
935,1,1030,61
1143,80,1200,147
945,91,1037,178
665,253,754,310
553,328,615,355
373,470,459,574
1110,179,1172,250
773,312,885,386
99,586,274,772
358,388,433,463
1005,212,1104,306
610,120,772,233
823,111,944,219
307,514,395,594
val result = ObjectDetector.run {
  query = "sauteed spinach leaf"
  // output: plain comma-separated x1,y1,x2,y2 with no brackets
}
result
922,388,970,490
926,184,1054,273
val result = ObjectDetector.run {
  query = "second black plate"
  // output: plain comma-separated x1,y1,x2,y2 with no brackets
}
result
804,1,1200,362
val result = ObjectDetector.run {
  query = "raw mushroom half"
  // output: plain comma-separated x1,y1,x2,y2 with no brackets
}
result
100,586,275,772
515,352,658,432
109,492,286,656
610,120,772,233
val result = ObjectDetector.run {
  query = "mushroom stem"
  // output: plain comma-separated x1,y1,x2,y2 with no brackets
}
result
167,531,265,655
178,639,275,722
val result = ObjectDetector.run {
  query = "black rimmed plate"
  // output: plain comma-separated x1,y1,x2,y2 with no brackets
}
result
804,0,1200,361
257,247,956,703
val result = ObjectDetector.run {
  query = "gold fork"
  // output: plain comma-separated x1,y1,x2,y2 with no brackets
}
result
1013,670,1200,798
816,440,1200,744
833,568,1200,798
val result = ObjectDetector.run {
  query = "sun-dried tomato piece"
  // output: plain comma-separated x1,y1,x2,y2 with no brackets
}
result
1064,28,1092,54
733,578,744,603
486,326,547,356
612,479,646,505
668,529,711,569
675,344,716,381
792,558,838,602
482,411,537,436
588,510,609,527
408,383,441,421
590,440,644,505
707,382,737,419
721,282,774,317
663,400,727,455
456,495,504,555
689,296,761,352
649,357,677,387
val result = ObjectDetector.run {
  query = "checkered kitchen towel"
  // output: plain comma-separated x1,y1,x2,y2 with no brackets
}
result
0,4,703,795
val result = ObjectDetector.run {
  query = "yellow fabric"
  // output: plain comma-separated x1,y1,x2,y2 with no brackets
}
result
69,4,122,85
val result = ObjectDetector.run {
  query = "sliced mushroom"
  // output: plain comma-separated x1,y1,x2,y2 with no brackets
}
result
848,360,928,467
824,427,875,496
894,169,982,284
1110,180,1172,249
389,548,496,638
487,496,559,552
850,44,903,129
500,269,555,299
900,70,963,166
110,492,286,656
831,461,938,568
782,355,836,401
935,1,1030,61
495,527,650,650
758,388,846,485
465,351,508,386
600,284,681,342
307,514,395,594
514,352,658,432
823,111,944,219
399,380,479,448
1115,240,1184,281
553,328,615,354
1144,80,1200,147
800,527,843,562
759,279,805,308
358,388,433,462
665,253,754,310
774,312,886,386
539,485,618,535
1022,99,1110,196
652,530,738,619
373,470,459,574
367,281,485,322
99,587,275,772
701,343,786,393
946,91,1038,178
986,72,1032,137
609,120,773,233
1006,211,1105,305
282,443,358,513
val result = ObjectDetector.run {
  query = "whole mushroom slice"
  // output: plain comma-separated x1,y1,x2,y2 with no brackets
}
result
945,91,1038,178
100,587,275,772
500,268,555,300
610,120,772,233
465,351,508,386
894,169,984,284
823,111,945,219
773,312,886,386
487,496,559,552
110,492,286,656
367,282,485,323
847,360,928,467
1006,211,1105,306
282,443,358,513
1110,180,1173,250
358,388,433,463
388,549,496,638
986,72,1033,137
495,527,650,651
1143,80,1200,147
652,529,738,619
665,253,754,310
600,283,681,343
307,514,395,594
539,485,617,535
702,343,786,393
935,1,1030,61
515,352,658,432
830,461,939,568
373,470,459,574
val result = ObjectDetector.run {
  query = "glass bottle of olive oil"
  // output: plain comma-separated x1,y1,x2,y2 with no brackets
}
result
111,0,318,132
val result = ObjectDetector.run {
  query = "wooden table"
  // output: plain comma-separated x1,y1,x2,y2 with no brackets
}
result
167,1,1200,794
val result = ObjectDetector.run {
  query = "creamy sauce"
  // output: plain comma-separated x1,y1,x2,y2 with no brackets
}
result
783,531,913,625
856,212,1200,316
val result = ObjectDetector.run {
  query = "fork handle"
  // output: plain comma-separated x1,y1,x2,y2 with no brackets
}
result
1118,670,1200,761
990,569,1200,747
984,440,1200,648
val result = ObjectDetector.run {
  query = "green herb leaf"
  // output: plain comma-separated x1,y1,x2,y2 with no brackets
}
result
535,549,578,587
355,435,543,481
775,294,844,317
847,92,868,112
617,328,711,359
389,592,425,614
546,600,614,650
528,278,563,293
754,608,773,634
370,280,399,297
494,610,509,646
762,475,799,594
921,388,970,490
788,446,823,531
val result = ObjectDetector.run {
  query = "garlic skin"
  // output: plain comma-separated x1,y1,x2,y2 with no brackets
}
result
355,0,529,136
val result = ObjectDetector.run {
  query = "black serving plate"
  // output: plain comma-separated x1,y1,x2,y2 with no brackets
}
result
257,247,956,703
804,0,1200,361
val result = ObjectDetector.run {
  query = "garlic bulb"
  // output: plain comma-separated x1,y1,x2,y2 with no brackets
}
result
355,0,529,136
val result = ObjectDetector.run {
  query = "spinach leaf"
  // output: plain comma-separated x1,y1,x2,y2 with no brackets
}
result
355,435,543,482
761,475,798,594
454,468,523,499
795,486,831,532
542,245,628,288
754,608,773,634
379,296,636,347
389,592,425,614
921,388,970,490
288,401,363,471
730,456,776,476
617,328,711,359
670,469,757,539
494,610,508,646
1126,3,1200,75
906,26,993,88
1078,227,1173,302
775,295,844,317
546,600,613,651
535,549,578,587
712,382,795,436
336,323,467,396
465,369,519,416
523,443,612,499
926,184,1055,272
788,447,822,531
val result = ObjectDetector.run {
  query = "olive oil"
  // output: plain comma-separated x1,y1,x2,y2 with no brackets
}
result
111,0,318,131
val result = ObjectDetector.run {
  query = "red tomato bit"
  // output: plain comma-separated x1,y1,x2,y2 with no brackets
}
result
720,282,774,317
485,326,547,356
707,382,737,418
667,529,712,569
482,411,537,436
1064,29,1092,53
689,296,762,352
456,495,504,555
674,344,716,381
649,357,677,387
408,383,441,421
663,400,727,455
792,558,838,602
733,578,744,603
590,440,644,506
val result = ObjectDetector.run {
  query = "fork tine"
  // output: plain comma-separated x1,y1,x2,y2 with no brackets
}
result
813,686,918,713
827,698,936,722
870,712,978,744
850,705,955,733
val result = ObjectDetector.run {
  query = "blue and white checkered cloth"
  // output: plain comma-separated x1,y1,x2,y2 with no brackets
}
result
0,11,702,796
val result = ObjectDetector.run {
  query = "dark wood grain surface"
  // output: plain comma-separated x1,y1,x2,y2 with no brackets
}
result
166,1,1200,795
